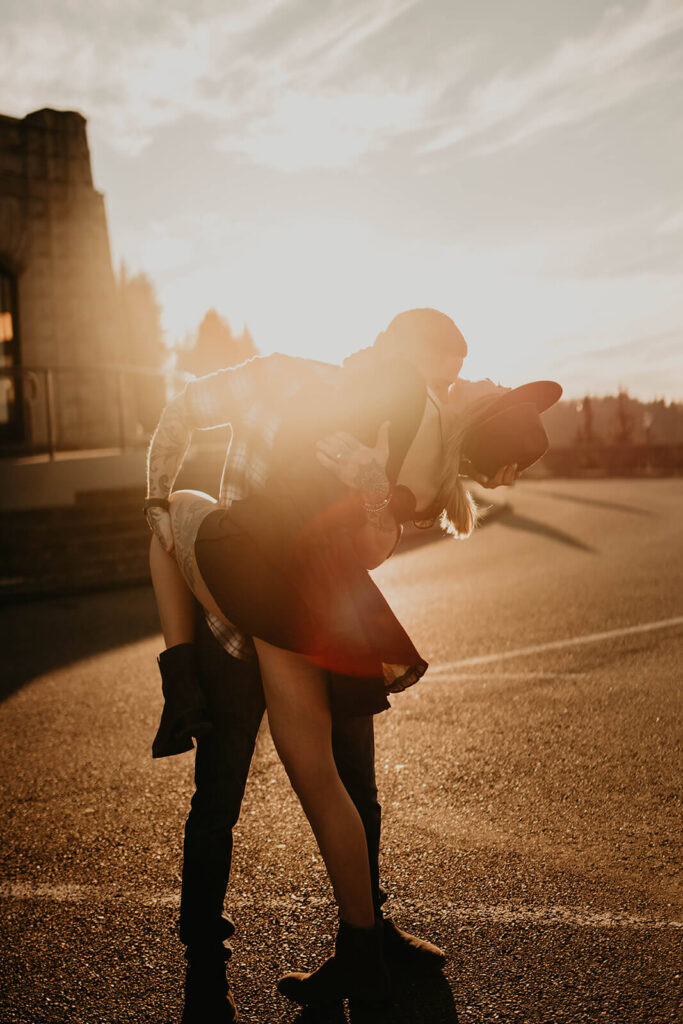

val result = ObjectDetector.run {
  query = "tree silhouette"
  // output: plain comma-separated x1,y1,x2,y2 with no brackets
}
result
614,390,634,445
118,265,166,432
577,396,596,443
177,309,257,377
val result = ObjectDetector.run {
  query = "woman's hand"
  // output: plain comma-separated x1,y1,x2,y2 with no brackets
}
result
146,507,175,553
463,461,519,489
315,421,391,500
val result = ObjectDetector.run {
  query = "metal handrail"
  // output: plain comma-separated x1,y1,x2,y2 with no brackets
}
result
0,363,191,459
0,363,191,381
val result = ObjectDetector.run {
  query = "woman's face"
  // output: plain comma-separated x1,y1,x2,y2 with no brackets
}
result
447,377,509,413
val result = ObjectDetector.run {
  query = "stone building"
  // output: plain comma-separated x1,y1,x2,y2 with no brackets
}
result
0,107,124,453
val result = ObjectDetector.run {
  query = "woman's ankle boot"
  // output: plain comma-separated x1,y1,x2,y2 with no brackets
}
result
277,919,391,1007
152,643,213,759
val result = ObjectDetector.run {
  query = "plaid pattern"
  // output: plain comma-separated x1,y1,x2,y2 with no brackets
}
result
183,353,339,660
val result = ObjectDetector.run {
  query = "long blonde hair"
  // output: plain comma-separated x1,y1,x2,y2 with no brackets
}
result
434,413,478,539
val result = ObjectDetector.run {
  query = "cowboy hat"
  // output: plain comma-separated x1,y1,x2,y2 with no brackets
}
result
462,380,562,477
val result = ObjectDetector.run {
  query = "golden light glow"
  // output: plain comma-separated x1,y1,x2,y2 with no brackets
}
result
0,312,13,344
158,217,581,386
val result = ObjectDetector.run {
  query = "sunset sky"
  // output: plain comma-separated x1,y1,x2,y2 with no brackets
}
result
4,0,683,398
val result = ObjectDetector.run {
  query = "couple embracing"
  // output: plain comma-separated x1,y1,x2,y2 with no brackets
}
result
144,307,560,1021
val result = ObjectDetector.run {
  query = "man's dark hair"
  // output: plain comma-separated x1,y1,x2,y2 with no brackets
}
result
374,308,468,360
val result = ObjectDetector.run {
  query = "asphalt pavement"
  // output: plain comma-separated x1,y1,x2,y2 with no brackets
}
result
1,478,681,1023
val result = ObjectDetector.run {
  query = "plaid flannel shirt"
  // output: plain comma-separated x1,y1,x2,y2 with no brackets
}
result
182,353,340,660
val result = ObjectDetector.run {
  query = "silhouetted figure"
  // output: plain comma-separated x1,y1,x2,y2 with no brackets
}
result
143,309,558,1022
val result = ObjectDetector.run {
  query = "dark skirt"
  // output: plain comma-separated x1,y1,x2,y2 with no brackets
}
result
194,485,427,717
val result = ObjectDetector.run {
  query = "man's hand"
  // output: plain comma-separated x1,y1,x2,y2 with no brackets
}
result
464,461,519,489
315,421,391,500
146,507,175,553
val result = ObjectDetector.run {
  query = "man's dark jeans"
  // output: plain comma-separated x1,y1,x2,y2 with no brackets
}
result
179,606,384,947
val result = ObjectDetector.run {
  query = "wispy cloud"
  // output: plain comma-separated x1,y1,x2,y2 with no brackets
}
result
1,0,429,164
3,0,681,398
424,0,683,156
551,328,682,399
217,87,432,170
539,206,683,280
2,4,246,153
4,1,681,167
565,328,681,366
212,0,437,169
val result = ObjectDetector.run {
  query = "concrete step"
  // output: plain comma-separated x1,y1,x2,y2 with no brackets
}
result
0,497,146,531
0,485,155,600
0,512,147,544
0,504,141,530
2,538,150,577
0,558,150,602
0,446,226,600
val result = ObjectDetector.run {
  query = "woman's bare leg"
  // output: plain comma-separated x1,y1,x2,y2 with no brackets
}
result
254,637,375,929
164,490,375,926
149,489,223,646
149,535,196,647
149,490,223,755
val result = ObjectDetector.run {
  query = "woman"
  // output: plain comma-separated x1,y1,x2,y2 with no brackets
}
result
145,349,560,1008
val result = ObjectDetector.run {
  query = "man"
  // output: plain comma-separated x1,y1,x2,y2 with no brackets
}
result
148,309,516,1022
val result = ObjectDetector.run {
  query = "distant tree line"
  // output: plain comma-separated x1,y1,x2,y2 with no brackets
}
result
543,393,683,447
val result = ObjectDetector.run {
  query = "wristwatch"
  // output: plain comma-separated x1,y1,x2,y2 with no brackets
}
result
142,497,170,517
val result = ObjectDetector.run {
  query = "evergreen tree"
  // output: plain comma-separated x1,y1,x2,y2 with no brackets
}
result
118,265,166,432
119,265,165,369
177,309,258,377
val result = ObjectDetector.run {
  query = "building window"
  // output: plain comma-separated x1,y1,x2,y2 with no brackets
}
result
0,265,23,443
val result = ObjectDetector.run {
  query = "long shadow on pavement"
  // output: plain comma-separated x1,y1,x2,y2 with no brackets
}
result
533,489,655,517
0,491,510,707
0,583,160,705
384,965,459,1023
290,966,459,1023
496,508,596,553
0,495,509,705
396,498,508,557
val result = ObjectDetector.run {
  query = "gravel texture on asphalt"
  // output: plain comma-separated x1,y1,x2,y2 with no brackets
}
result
1,479,681,1023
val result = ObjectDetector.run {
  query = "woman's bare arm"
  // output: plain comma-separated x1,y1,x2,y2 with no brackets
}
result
145,393,194,551
144,355,279,551
147,393,193,500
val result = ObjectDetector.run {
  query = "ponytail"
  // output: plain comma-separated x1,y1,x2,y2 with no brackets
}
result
434,421,477,539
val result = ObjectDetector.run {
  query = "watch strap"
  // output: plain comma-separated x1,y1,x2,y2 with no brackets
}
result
143,497,170,515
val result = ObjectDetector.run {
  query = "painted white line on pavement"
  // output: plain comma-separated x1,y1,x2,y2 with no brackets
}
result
0,882,680,931
0,882,177,908
394,898,683,932
429,616,683,672
433,672,590,681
